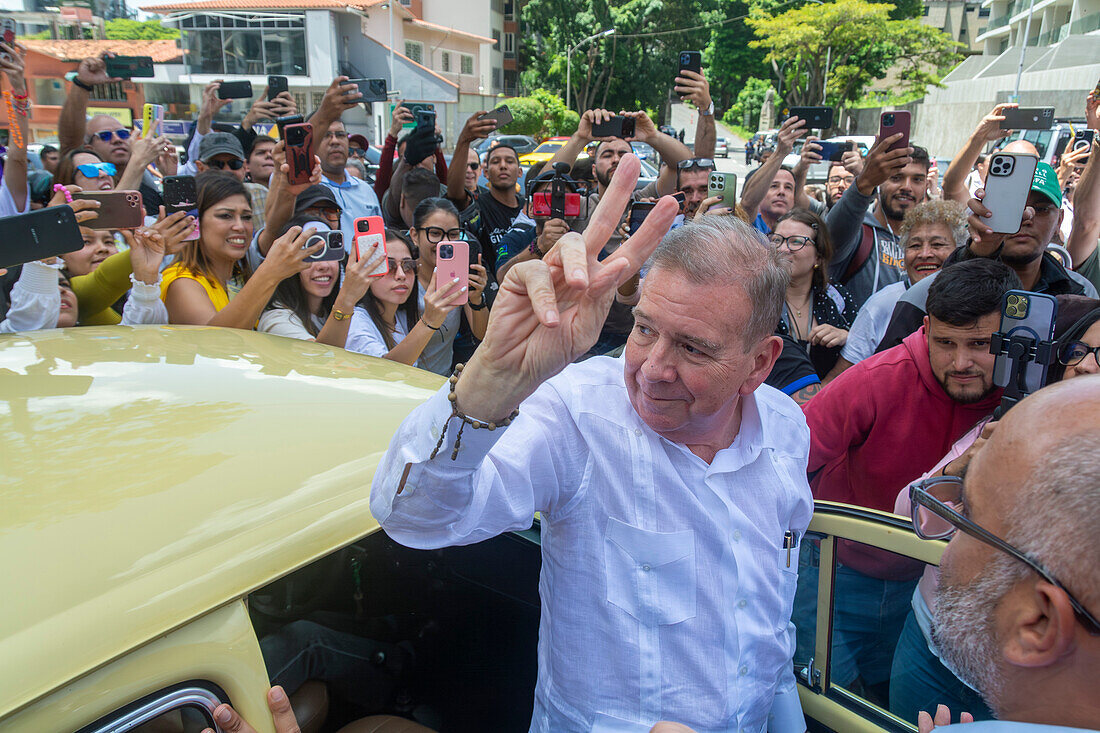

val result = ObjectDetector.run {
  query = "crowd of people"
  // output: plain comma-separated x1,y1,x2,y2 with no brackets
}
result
1,41,1099,733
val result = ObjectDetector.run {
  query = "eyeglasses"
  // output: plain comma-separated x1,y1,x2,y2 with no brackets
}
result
677,158,715,171
422,226,463,244
909,475,1100,635
91,129,131,143
827,176,854,185
1057,340,1100,369
76,162,117,178
324,130,350,140
206,158,245,170
387,257,418,275
467,162,480,171
769,233,813,251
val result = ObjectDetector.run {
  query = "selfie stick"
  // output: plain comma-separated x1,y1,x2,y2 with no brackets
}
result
989,329,1055,418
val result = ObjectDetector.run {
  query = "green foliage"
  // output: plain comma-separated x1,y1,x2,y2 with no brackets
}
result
104,19,180,40
500,97,546,137
704,0,769,113
529,88,580,136
723,76,773,131
746,0,961,114
25,29,51,39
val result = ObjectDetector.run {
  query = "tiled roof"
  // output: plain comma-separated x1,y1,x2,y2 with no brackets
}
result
22,39,182,63
146,0,386,11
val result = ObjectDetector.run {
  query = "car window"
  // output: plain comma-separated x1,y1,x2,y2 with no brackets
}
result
76,684,225,733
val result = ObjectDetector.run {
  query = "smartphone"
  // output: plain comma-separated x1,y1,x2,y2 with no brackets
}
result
816,140,853,163
983,153,1039,234
267,75,288,100
434,240,469,307
785,106,834,129
346,78,387,103
628,201,655,236
163,175,198,241
396,102,435,130
303,228,344,262
0,17,16,63
275,114,303,140
1071,129,1095,164
993,290,1057,398
879,110,911,153
479,105,513,130
678,50,702,76
707,172,737,210
104,55,154,79
999,107,1054,130
141,103,165,138
0,205,81,269
672,191,686,211
283,123,314,186
72,190,144,230
415,108,437,134
353,215,388,276
530,191,582,219
217,80,253,100
592,116,635,139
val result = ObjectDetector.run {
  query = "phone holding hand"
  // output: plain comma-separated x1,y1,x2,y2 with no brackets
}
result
283,123,314,186
353,216,388,276
434,240,469,307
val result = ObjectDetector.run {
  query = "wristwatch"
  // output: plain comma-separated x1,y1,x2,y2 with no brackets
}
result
332,309,352,321
528,239,544,259
699,100,714,117
65,71,94,92
468,297,487,310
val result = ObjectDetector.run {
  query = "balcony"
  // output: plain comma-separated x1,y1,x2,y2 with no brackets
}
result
1034,22,1068,44
986,12,1010,28
1068,11,1100,34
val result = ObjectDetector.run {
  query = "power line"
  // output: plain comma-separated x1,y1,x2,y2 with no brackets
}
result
609,0,811,39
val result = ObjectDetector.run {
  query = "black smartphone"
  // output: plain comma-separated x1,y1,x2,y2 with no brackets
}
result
592,116,635,139
276,114,303,139
678,50,702,76
1000,107,1054,130
628,201,655,236
267,75,288,100
104,55,154,79
0,206,82,269
405,102,435,117
479,105,514,129
816,140,853,162
783,106,834,129
416,108,436,134
163,175,198,216
1072,129,1096,164
992,290,1058,412
346,78,387,103
303,229,344,262
217,81,253,100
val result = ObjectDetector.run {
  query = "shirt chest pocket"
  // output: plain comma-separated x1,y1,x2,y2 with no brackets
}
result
604,517,697,626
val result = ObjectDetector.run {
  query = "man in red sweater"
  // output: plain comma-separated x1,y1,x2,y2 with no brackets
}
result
795,258,1021,700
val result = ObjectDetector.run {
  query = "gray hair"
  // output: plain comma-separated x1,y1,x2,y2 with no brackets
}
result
647,215,788,349
898,199,969,250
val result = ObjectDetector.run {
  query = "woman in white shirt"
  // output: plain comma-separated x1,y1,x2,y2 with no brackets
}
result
345,229,467,365
258,217,385,347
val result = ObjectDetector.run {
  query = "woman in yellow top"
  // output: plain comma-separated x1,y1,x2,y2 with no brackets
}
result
161,174,325,328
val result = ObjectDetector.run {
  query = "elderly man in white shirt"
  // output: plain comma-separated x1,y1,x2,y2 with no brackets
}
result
372,154,813,733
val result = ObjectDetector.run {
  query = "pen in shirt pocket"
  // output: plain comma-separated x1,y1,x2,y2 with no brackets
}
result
783,530,800,568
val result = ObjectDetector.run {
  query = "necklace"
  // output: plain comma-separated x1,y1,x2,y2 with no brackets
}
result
785,293,813,341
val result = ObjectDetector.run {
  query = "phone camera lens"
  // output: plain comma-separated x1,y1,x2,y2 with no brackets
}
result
439,244,453,259
883,114,894,125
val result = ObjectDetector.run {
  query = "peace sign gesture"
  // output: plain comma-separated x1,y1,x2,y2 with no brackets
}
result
455,153,678,421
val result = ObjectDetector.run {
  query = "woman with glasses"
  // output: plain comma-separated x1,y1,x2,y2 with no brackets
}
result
258,217,386,348
404,197,489,374
345,228,469,368
888,294,1100,725
771,208,856,378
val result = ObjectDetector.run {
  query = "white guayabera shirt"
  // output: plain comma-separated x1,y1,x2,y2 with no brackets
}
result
371,355,814,733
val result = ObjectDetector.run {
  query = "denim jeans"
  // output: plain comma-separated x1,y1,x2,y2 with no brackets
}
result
888,610,994,724
792,542,918,687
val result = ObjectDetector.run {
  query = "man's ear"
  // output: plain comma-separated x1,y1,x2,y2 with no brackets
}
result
195,160,208,174
922,315,930,334
739,335,784,396
1001,579,1079,670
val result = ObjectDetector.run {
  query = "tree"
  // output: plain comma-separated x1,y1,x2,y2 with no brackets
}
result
746,0,960,113
704,0,769,113
722,76,773,130
104,19,180,40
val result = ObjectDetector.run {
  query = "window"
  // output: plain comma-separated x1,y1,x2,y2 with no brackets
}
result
91,82,127,102
405,40,423,64
504,32,514,54
504,0,514,19
460,53,474,75
441,51,451,72
311,91,324,113
492,66,502,90
493,29,500,48
181,12,306,76
294,91,308,114
34,78,67,106
76,684,227,733
979,7,990,16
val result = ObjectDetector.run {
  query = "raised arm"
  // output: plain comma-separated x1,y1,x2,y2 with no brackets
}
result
447,112,496,206
740,115,805,217
792,136,822,211
942,103,1014,204
674,70,715,159
257,141,322,257
626,111,691,197
59,55,120,154
547,108,612,170
308,77,360,160
0,42,29,212
1067,96,1100,268
374,101,411,198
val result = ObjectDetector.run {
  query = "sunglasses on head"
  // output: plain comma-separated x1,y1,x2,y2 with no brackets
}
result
206,158,245,170
677,158,716,171
91,129,131,143
76,162,117,178
387,257,418,275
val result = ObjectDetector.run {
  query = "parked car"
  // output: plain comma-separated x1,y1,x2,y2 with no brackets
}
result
630,141,657,162
473,134,539,161
997,120,1085,168
518,137,572,167
0,326,949,733
715,137,728,157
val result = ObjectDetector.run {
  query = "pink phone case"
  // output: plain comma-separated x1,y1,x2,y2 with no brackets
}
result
434,240,469,307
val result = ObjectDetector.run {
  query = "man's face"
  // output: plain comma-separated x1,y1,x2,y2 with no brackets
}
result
594,139,632,188
1065,162,1085,197
41,151,59,173
678,168,710,218
624,267,779,445
86,118,131,167
760,169,795,221
486,147,519,192
247,141,276,183
926,313,999,404
879,160,929,222
904,222,955,283
319,121,350,174
465,149,481,190
826,164,854,205
198,153,246,182
1001,191,1063,268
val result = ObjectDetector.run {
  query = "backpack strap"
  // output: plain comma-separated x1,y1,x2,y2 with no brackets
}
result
842,223,875,285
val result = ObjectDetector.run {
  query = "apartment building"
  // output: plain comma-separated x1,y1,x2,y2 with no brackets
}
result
922,0,990,53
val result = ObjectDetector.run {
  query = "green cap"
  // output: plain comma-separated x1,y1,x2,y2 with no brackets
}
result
1031,162,1062,206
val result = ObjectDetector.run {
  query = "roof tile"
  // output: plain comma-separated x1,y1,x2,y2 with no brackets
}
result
22,39,182,63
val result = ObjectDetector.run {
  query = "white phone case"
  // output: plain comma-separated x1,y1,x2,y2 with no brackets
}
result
983,153,1038,234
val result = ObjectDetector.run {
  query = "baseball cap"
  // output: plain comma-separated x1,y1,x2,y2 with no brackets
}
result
294,184,340,214
1031,162,1062,206
198,132,245,162
349,133,369,150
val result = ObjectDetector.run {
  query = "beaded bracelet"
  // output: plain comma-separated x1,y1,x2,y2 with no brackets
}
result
429,362,520,461
52,184,73,203
3,91,22,148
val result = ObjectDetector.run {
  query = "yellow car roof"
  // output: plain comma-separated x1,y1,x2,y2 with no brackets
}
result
0,326,443,720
